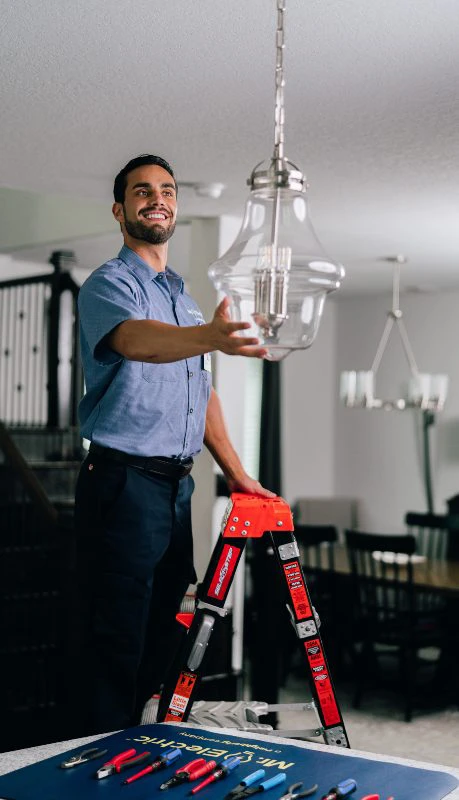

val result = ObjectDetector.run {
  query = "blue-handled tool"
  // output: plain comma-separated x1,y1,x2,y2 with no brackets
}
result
224,771,267,800
321,779,357,800
224,771,287,799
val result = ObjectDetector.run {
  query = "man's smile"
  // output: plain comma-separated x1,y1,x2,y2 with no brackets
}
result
141,210,169,221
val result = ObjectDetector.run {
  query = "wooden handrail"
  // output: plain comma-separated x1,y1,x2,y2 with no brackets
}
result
0,421,58,526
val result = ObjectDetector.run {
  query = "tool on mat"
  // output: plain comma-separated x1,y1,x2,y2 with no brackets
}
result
60,747,108,768
359,796,394,800
223,771,287,799
122,747,182,785
156,493,349,749
190,756,241,795
321,779,357,800
96,748,151,780
279,781,319,799
224,770,267,799
160,758,218,790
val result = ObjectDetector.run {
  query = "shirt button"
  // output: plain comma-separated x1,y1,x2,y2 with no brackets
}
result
189,372,194,378
189,408,193,414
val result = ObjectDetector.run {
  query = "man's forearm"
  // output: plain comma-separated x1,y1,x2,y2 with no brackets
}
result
204,389,276,499
204,388,245,482
109,319,213,363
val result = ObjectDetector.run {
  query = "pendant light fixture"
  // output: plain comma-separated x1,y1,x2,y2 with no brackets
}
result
208,0,345,361
340,256,448,411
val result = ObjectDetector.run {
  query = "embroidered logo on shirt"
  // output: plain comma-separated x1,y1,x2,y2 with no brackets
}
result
187,308,205,324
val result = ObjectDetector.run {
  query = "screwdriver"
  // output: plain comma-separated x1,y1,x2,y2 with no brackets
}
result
190,756,241,795
122,747,182,785
322,779,357,800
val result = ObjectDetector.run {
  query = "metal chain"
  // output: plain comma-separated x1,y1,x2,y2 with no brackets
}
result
273,0,286,163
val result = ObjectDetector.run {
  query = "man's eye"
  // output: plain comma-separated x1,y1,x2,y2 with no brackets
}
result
137,190,148,196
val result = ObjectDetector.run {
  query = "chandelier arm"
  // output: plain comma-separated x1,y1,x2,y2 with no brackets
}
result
395,317,420,375
370,315,395,375
392,260,401,313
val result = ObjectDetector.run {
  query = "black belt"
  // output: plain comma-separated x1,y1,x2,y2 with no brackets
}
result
88,443,193,479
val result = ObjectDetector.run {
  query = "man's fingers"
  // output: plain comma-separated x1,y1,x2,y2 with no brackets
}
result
215,296,231,317
227,335,260,347
226,320,252,333
235,346,268,358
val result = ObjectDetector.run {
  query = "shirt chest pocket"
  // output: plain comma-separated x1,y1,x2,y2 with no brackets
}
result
141,361,182,383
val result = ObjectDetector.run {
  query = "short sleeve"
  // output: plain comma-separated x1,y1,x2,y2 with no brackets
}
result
78,269,144,365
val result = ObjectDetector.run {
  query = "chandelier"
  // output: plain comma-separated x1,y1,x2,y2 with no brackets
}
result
340,256,448,411
208,0,344,361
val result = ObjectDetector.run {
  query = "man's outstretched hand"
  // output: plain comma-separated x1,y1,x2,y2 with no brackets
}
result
207,297,268,358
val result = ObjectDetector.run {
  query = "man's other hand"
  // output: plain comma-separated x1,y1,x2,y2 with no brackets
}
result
226,473,277,499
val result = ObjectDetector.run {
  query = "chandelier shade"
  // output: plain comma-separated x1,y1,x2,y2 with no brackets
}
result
208,181,344,361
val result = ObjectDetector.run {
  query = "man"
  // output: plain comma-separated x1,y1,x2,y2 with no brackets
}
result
75,154,274,734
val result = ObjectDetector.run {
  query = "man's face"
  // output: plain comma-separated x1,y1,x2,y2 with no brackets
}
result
113,164,178,245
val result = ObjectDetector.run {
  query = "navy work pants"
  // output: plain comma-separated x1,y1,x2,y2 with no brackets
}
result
74,452,196,734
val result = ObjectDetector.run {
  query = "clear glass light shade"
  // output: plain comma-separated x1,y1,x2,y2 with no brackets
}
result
208,186,345,361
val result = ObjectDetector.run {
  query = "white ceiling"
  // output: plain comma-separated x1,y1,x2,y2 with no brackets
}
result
2,0,459,295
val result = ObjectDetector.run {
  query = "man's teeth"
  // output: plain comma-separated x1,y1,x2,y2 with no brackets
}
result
144,212,166,220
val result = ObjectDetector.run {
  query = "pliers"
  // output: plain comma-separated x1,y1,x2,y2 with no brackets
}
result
279,782,319,800
160,758,218,790
224,770,287,799
60,747,108,768
96,748,151,779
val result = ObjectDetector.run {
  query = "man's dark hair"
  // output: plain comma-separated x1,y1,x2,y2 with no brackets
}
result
113,154,177,204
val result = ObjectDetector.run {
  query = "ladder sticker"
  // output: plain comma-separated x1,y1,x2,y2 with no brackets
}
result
305,639,341,726
164,671,197,722
208,544,241,599
283,561,312,620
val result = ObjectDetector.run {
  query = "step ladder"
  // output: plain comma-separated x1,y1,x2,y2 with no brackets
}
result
154,493,349,748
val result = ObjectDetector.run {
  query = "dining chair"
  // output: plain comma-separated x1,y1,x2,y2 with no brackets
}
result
405,511,450,560
345,528,449,722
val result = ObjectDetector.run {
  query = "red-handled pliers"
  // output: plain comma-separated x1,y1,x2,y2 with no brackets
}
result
96,748,151,779
159,758,217,790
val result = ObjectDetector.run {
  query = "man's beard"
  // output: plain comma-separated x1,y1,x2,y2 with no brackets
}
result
123,210,176,245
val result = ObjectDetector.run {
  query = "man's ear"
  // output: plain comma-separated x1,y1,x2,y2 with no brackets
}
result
112,202,124,223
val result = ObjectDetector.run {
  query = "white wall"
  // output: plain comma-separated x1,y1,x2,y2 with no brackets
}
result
282,301,337,505
335,291,459,531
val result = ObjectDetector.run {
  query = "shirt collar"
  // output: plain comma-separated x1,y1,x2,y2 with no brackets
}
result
118,245,184,293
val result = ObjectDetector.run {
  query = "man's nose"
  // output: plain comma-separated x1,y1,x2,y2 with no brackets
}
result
149,187,163,204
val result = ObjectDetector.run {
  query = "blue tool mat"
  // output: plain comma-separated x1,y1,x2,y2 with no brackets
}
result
0,724,457,800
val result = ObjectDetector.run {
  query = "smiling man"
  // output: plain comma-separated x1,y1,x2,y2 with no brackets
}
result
74,154,274,735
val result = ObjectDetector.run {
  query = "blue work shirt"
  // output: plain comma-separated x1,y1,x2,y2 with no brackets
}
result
78,245,212,458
